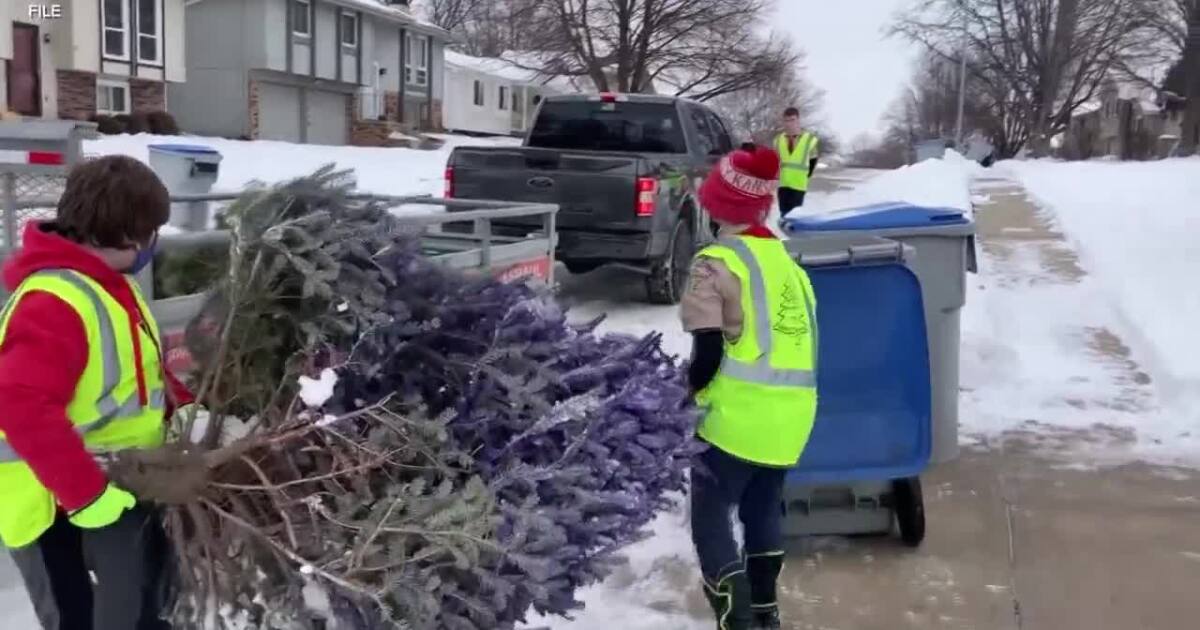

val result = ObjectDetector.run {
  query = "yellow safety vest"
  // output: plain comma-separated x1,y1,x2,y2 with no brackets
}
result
0,270,166,548
777,132,819,192
695,236,819,467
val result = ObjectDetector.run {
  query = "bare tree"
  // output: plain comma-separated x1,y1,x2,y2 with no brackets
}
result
1119,0,1192,88
1179,0,1200,153
506,0,797,101
418,0,539,56
709,54,825,144
893,0,1152,157
421,0,483,34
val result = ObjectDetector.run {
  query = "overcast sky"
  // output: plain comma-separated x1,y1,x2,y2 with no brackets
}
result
774,1,919,144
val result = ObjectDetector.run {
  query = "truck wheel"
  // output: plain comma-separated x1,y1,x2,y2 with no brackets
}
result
646,220,693,305
564,261,602,275
892,476,926,547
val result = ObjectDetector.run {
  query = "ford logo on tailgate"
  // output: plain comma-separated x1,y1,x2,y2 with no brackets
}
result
527,176,555,189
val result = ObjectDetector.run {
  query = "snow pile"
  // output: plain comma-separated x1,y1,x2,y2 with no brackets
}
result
1000,158,1200,411
790,150,982,217
85,133,518,198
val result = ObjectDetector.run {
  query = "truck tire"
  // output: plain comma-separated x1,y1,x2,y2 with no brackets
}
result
563,261,602,275
646,219,693,304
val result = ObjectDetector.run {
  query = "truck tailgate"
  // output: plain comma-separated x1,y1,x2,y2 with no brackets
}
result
451,148,641,229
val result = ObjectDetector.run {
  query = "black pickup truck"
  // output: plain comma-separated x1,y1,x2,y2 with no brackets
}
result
444,93,738,303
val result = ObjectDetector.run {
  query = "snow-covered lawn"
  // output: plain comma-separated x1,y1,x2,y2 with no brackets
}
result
995,158,1200,460
86,132,518,198
999,158,1200,400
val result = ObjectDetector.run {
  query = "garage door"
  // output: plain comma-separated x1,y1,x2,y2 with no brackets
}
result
306,89,349,146
257,82,303,143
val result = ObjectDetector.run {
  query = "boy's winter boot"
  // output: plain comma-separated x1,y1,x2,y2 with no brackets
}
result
702,568,753,630
746,552,785,629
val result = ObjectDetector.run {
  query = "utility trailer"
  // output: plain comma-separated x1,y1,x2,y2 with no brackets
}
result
146,194,558,373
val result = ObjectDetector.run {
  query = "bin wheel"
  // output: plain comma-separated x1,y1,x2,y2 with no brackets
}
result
892,476,925,547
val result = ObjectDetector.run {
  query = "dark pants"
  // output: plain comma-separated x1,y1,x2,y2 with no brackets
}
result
777,188,806,215
8,505,171,630
690,444,787,581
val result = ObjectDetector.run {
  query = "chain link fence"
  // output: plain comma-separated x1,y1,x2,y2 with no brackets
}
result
1,171,69,253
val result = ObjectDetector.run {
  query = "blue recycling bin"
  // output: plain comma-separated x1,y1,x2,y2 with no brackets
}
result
776,204,977,545
782,203,976,466
788,260,931,484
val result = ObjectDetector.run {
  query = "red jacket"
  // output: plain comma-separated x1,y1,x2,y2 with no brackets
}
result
0,222,193,511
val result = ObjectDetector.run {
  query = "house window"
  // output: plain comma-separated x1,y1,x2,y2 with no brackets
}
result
405,35,429,86
512,90,521,114
473,80,484,107
102,0,130,60
97,80,130,115
341,13,358,47
137,0,162,64
292,0,312,37
499,86,508,111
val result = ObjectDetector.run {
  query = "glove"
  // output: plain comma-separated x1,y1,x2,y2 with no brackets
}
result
68,484,136,529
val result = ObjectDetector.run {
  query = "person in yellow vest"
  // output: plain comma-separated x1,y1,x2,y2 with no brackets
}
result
776,107,820,215
682,144,819,630
0,155,193,629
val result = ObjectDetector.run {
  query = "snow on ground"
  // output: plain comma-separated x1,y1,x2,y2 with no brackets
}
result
980,157,1200,463
85,132,518,199
999,158,1200,399
788,150,982,217
551,154,1200,627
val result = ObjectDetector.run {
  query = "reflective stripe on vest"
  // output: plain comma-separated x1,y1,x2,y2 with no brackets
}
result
695,236,819,467
0,271,165,463
716,237,817,388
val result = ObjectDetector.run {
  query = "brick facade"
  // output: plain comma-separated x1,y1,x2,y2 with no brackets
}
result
55,70,96,121
247,79,261,139
351,119,411,146
384,91,400,121
430,98,443,132
55,71,169,121
129,79,166,113
350,92,406,146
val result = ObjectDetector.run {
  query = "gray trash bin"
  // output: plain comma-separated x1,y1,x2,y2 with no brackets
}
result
147,144,222,231
781,202,977,465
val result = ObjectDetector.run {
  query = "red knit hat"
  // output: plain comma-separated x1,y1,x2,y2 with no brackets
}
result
698,144,780,226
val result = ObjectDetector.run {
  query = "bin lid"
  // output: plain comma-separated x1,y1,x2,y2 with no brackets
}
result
781,202,969,233
148,143,221,156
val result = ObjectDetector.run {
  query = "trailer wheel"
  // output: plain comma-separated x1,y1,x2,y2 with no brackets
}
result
646,219,693,304
893,476,926,547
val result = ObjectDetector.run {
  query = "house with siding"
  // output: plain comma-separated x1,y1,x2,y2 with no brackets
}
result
442,51,572,137
1,1,186,120
1062,80,1185,160
172,0,450,146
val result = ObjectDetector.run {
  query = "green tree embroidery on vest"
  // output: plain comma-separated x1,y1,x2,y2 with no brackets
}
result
772,283,809,340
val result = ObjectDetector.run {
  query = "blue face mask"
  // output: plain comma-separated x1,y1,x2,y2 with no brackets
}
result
126,232,159,275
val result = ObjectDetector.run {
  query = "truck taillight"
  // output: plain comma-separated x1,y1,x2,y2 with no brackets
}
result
636,177,658,217
444,166,454,198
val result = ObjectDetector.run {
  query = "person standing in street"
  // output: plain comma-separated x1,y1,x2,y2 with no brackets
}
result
775,107,820,215
681,144,820,630
0,155,193,629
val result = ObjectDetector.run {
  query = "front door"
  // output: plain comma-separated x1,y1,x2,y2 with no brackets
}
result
6,23,42,116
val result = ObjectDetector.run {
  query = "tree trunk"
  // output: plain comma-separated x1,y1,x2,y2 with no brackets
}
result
1180,0,1200,154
